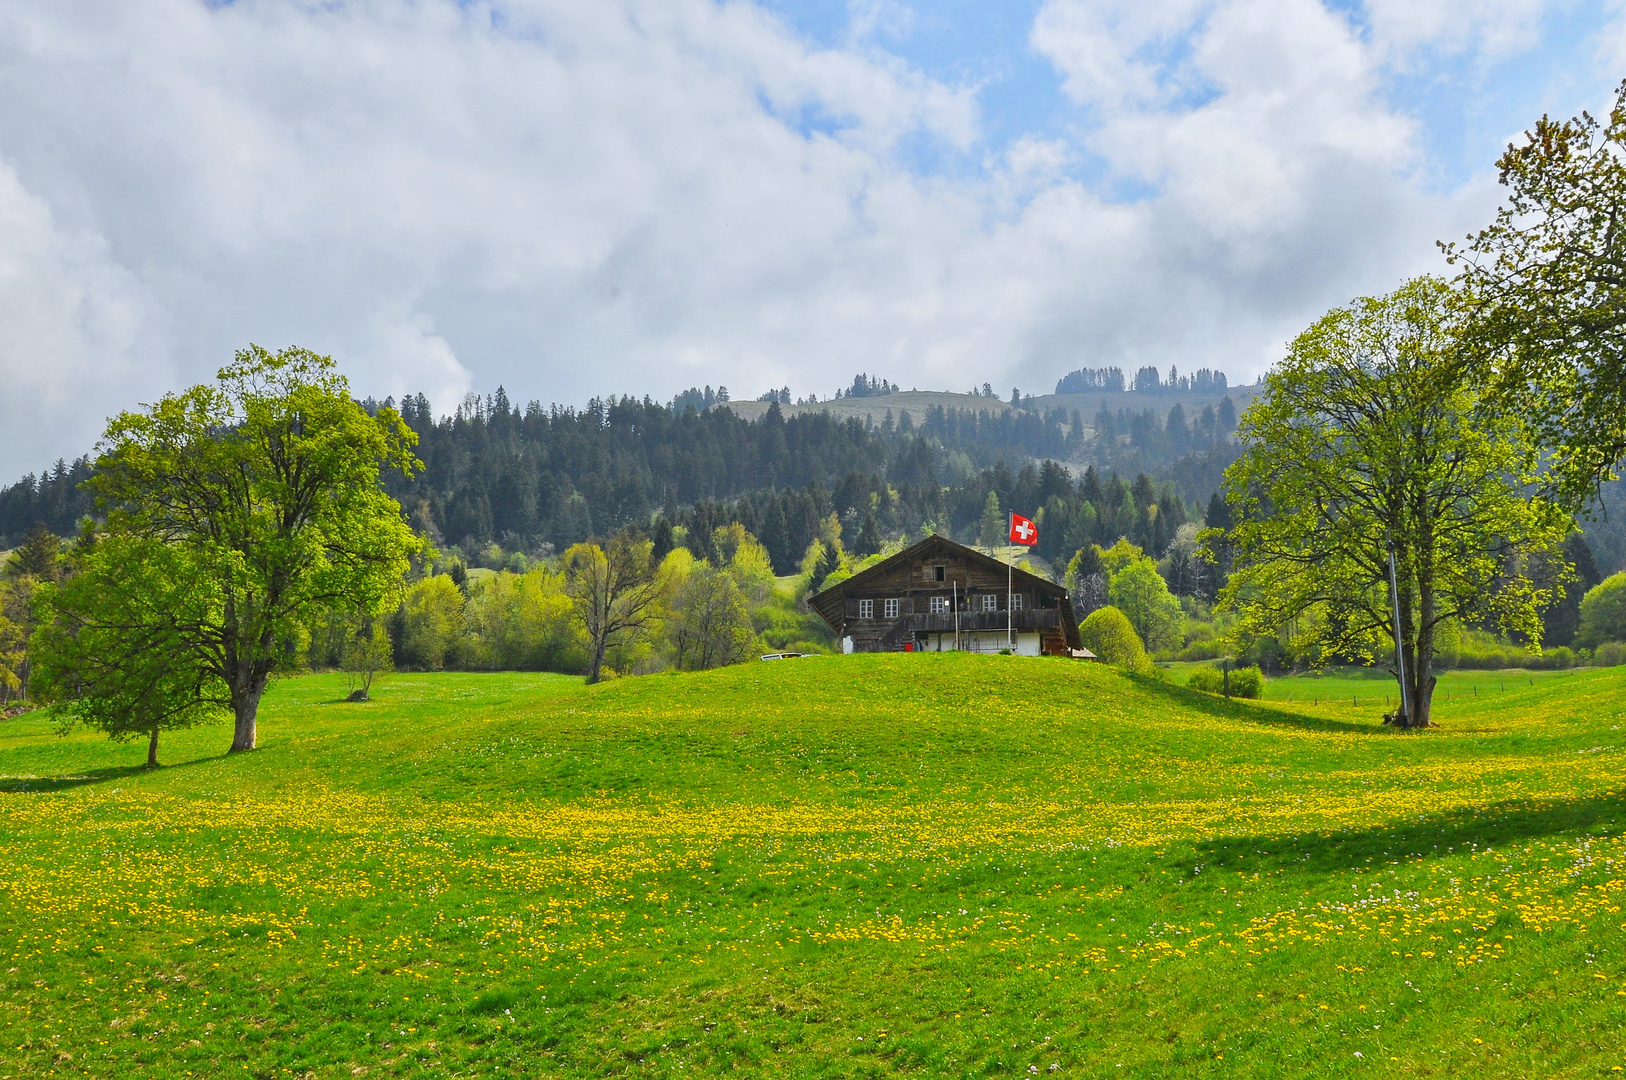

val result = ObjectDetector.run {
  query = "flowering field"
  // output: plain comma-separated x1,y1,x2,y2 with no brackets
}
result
1,655,1624,1078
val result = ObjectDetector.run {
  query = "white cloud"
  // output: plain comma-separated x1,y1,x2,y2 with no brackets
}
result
0,160,167,473
1362,0,1552,64
1029,0,1211,107
0,0,1585,480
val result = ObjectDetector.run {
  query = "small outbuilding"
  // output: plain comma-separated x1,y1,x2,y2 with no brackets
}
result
808,534,1083,657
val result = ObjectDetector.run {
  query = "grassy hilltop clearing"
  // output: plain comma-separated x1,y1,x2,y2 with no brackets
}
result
2,656,1625,1078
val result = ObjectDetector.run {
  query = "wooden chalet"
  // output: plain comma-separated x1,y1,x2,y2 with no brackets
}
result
808,534,1083,657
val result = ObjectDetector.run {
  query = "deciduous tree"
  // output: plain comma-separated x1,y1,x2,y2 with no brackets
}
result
35,534,224,765
1108,556,1183,653
34,346,422,753
1448,80,1626,504
1214,278,1569,726
1578,572,1626,650
564,534,663,684
342,616,394,701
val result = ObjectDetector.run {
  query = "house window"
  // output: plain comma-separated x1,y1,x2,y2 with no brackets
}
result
981,594,998,612
930,596,948,614
933,565,945,582
858,599,873,620
884,598,900,619
1011,594,1024,611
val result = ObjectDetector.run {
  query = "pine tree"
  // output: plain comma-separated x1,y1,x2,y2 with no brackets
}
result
855,512,882,556
6,524,61,581
977,491,1005,548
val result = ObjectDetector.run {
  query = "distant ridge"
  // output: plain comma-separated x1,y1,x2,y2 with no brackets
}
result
717,390,1013,425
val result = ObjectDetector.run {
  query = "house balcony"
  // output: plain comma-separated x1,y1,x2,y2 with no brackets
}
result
909,610,1064,634
843,610,1066,638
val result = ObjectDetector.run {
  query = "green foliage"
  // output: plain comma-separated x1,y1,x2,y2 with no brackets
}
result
1078,605,1150,673
1065,543,1108,616
1097,537,1141,576
33,346,423,752
1596,641,1626,667
1106,552,1183,653
1217,277,1570,726
977,490,1004,547
1578,573,1626,651
662,556,758,671
1449,80,1626,505
711,524,775,603
1433,625,1576,670
464,566,581,671
32,534,227,764
399,575,467,670
340,618,393,699
0,600,26,702
1185,664,1263,698
853,511,882,556
564,534,663,684
4,524,62,582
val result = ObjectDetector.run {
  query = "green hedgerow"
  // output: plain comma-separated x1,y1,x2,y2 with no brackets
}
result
1186,664,1264,698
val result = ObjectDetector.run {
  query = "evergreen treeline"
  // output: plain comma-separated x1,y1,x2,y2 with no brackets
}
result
0,459,95,543
363,389,1245,573
662,460,1198,578
1055,367,1125,393
0,385,1247,560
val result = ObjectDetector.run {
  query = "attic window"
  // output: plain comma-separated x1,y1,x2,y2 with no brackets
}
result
933,565,945,581
858,599,873,619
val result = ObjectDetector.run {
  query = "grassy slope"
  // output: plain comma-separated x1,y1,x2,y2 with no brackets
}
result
1,656,1624,1078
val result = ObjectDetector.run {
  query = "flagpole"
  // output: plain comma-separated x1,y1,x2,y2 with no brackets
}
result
953,579,959,652
1007,555,1013,651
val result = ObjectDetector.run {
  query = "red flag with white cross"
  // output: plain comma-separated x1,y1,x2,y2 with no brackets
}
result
1008,512,1037,546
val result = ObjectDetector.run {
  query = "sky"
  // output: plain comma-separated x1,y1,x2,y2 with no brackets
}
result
0,0,1622,479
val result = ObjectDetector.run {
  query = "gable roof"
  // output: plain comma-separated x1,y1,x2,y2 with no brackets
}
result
808,533,1079,646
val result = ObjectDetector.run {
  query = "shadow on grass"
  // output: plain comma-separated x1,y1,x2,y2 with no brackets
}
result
1180,790,1626,876
0,753,230,793
1137,675,1383,736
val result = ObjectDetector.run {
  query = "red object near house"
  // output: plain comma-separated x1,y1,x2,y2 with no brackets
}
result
1008,512,1037,546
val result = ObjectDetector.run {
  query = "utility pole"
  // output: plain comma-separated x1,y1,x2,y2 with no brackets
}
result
953,579,960,652
1387,536,1409,725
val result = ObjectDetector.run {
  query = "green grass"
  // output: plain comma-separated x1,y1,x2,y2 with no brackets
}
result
2,655,1625,1077
1167,661,1595,715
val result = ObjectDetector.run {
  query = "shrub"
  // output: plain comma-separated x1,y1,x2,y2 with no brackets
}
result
1186,665,1264,699
1229,666,1264,698
1596,641,1626,667
1578,573,1626,650
1079,606,1151,673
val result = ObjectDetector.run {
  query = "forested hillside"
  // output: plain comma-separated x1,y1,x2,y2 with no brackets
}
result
6,374,1622,581
0,380,1245,571
370,386,1239,573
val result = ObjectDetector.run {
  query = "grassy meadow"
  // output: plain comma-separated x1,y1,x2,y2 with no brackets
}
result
1,655,1624,1077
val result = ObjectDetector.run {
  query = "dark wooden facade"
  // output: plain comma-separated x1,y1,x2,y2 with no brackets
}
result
807,535,1083,656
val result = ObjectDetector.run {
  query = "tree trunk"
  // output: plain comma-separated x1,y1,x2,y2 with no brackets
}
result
1392,631,1436,727
230,680,265,752
586,633,607,685
146,726,160,769
1410,582,1437,727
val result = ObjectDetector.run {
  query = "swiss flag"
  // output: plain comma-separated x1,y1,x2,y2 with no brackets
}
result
1008,512,1037,546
